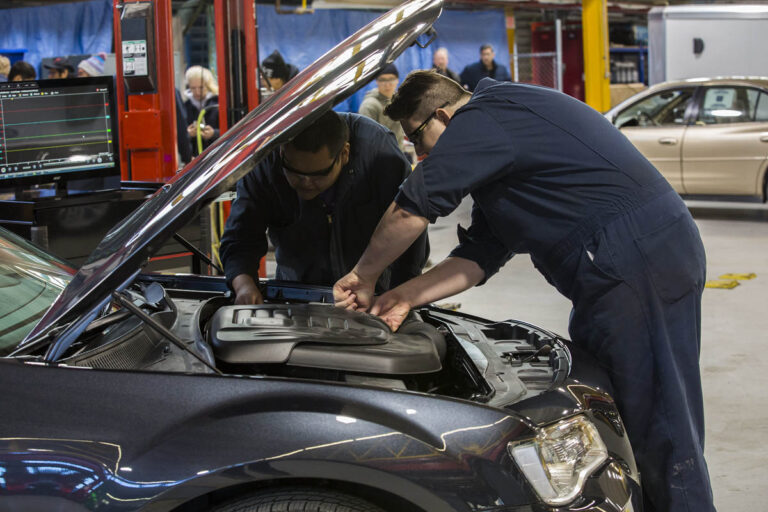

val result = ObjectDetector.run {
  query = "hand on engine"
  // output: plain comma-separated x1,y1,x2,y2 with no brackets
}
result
333,270,375,312
232,274,264,305
370,290,411,332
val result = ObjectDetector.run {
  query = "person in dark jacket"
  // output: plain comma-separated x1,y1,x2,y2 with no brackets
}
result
183,65,219,156
431,47,460,84
459,44,511,91
260,49,299,92
334,71,715,512
220,110,429,305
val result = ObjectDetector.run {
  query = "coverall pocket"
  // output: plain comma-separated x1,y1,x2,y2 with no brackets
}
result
634,215,705,304
582,230,622,283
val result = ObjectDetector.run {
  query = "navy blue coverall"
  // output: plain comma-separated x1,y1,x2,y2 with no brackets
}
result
221,113,428,292
397,78,714,512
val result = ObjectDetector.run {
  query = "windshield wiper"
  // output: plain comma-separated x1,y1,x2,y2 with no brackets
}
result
111,291,222,375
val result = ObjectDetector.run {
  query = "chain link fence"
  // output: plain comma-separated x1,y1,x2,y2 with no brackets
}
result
513,51,559,90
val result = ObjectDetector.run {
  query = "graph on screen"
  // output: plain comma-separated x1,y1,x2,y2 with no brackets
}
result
0,79,117,183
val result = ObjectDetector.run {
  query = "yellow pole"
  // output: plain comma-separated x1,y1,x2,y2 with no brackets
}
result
582,0,610,112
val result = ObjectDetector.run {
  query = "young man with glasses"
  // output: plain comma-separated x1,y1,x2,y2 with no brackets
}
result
358,64,406,152
333,71,715,512
220,110,429,305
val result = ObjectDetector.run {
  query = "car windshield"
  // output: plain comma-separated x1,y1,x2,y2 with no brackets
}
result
0,229,74,355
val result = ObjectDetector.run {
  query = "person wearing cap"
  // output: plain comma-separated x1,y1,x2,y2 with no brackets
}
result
260,49,299,92
358,63,405,152
183,65,220,156
220,110,429,305
8,61,36,82
77,53,107,77
44,57,75,79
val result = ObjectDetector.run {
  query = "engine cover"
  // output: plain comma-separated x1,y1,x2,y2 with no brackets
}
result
208,304,443,374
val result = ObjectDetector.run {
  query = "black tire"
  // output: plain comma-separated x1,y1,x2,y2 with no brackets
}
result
210,486,387,512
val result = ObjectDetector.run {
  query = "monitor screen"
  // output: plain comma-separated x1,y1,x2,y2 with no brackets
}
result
0,77,120,190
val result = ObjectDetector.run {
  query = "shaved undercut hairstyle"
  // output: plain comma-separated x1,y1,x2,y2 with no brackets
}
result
384,70,470,122
288,110,349,155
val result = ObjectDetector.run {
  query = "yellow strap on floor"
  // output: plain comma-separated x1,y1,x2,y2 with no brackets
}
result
705,280,740,289
718,273,757,280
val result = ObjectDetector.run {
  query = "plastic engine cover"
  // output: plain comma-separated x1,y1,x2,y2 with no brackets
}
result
209,304,443,374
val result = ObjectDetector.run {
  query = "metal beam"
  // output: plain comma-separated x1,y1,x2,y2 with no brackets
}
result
582,0,611,112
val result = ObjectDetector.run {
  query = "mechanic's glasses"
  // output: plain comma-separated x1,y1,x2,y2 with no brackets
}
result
281,150,340,180
406,102,450,147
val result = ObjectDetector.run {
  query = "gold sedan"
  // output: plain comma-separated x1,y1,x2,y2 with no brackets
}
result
605,77,768,201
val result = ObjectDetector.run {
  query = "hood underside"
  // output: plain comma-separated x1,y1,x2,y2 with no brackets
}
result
22,0,443,350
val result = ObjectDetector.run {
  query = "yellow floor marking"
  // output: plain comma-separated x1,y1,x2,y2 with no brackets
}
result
718,273,757,280
705,280,740,289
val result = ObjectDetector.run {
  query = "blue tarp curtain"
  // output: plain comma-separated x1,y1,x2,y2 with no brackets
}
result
0,0,113,77
1,1,507,113
256,6,510,113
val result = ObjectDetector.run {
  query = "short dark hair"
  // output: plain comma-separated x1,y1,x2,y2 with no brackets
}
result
480,44,494,53
8,61,36,81
384,70,469,122
288,110,349,156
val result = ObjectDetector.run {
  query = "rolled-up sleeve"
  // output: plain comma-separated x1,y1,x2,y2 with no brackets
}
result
449,203,514,286
396,106,516,223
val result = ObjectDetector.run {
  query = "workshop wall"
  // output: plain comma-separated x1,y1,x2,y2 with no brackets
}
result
256,6,510,112
0,0,112,76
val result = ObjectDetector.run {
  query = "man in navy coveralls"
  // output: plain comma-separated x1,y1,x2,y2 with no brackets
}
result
333,71,715,512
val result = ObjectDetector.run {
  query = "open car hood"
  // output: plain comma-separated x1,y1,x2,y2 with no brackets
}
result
22,0,443,351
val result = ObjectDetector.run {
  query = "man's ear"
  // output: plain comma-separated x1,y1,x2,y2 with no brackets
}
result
340,141,351,165
436,107,452,126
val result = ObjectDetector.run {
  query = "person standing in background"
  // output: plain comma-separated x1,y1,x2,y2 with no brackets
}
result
183,65,220,156
0,56,9,82
358,64,406,153
431,48,460,83
7,61,36,82
77,53,107,77
460,44,511,91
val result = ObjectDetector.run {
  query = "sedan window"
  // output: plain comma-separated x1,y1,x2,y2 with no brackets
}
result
614,88,695,129
697,87,760,125
755,92,768,122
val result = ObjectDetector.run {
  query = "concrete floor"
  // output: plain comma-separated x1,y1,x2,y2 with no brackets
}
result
426,197,768,511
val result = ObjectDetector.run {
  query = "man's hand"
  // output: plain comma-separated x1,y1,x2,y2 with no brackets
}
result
187,122,198,137
370,290,411,331
333,270,376,312
232,274,264,305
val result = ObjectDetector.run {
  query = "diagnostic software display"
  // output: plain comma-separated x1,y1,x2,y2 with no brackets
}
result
0,77,119,186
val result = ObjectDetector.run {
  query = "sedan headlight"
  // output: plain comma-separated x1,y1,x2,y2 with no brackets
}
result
508,415,608,506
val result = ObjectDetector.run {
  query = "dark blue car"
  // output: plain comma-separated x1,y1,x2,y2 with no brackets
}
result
0,1,641,510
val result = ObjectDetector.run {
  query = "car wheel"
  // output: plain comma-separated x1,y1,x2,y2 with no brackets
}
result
209,487,388,512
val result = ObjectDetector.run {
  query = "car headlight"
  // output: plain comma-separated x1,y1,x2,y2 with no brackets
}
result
508,414,608,506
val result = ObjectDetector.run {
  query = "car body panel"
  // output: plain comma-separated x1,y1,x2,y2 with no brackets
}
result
22,0,443,350
619,124,687,191
0,346,639,512
682,121,768,195
605,76,768,199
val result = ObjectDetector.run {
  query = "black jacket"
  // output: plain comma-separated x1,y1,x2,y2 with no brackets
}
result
459,60,511,91
183,91,220,156
220,113,429,292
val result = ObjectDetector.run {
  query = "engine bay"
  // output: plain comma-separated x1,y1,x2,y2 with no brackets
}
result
52,276,569,407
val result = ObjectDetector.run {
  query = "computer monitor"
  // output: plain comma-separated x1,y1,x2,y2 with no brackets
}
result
0,76,120,196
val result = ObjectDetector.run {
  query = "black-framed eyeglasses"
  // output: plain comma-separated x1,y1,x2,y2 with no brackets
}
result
281,149,340,180
406,102,450,146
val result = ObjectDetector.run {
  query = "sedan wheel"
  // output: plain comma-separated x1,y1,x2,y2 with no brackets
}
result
210,487,388,512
